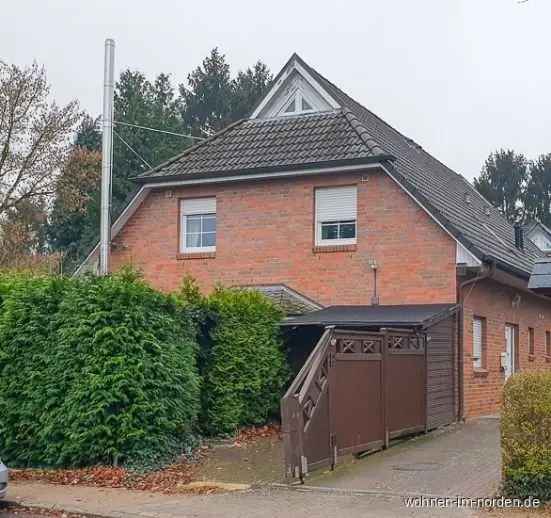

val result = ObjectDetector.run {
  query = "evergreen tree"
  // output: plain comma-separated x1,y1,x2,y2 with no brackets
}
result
48,72,190,270
525,154,551,226
180,48,272,135
48,50,272,272
474,149,528,223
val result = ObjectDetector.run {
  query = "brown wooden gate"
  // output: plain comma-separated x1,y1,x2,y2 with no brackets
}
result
281,327,427,480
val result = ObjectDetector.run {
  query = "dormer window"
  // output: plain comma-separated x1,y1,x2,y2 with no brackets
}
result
278,90,315,116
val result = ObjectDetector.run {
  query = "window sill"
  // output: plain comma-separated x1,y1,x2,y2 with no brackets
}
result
473,368,489,378
176,252,216,260
313,244,357,254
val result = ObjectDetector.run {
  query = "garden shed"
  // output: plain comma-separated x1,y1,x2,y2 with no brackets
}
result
280,303,458,480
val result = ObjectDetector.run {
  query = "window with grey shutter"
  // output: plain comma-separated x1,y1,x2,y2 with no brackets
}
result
315,186,358,246
180,197,216,253
472,317,484,369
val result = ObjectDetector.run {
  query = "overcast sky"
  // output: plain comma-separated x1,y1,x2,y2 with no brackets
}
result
3,0,550,180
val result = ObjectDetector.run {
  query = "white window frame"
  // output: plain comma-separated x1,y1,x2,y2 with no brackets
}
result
278,89,316,117
315,186,358,247
472,316,484,369
180,197,216,253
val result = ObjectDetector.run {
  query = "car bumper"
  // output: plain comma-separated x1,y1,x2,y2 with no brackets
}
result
0,462,8,499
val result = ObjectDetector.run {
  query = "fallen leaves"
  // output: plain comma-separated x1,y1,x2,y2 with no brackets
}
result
233,423,282,447
0,504,87,517
9,459,202,494
8,424,281,494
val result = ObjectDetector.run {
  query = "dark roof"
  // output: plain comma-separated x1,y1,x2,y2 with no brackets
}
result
138,109,390,181
137,52,543,279
239,284,323,315
283,303,458,328
295,55,543,278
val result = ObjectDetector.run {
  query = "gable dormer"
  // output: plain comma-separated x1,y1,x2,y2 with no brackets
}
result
251,54,340,119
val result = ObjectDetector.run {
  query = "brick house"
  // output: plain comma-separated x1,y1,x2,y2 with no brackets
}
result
77,53,551,420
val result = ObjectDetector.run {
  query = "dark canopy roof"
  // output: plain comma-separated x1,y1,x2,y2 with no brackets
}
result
283,303,458,328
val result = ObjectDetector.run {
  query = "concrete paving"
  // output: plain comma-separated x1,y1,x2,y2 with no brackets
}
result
305,417,501,498
2,417,501,518
6,482,476,517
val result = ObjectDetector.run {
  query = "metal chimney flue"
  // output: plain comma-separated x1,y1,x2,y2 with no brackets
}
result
514,224,524,251
99,38,115,276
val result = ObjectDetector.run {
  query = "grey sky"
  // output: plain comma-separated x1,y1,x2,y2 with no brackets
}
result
3,0,550,179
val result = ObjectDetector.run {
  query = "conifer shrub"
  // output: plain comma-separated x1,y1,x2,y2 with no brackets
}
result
201,287,289,435
0,270,201,468
0,274,70,466
502,371,551,501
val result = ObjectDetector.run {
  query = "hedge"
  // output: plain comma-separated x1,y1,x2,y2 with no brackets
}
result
0,270,201,468
201,287,289,435
502,371,551,501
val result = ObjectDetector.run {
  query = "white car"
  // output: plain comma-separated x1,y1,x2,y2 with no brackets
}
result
0,459,7,499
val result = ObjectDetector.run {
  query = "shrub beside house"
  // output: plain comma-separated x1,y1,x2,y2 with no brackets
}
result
0,270,288,469
502,371,551,501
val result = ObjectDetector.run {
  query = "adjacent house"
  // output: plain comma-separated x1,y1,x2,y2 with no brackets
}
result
77,53,551,420
524,220,551,254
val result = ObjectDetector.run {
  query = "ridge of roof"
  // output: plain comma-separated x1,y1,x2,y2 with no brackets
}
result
524,219,551,237
341,108,388,157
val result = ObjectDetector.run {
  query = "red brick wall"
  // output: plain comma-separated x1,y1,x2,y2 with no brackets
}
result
462,278,551,417
110,169,457,306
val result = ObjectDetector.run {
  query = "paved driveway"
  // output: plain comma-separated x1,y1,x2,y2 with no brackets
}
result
304,417,501,498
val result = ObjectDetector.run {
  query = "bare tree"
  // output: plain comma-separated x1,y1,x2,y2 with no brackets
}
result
0,61,81,218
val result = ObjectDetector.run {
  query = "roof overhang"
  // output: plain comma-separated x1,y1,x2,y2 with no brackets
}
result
135,156,394,187
282,303,458,329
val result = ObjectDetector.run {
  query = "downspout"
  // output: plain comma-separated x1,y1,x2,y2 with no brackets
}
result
457,261,496,421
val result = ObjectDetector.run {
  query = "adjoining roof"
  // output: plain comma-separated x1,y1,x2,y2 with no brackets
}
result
283,303,458,328
524,220,551,238
137,109,392,182
292,54,543,278
528,257,551,293
239,284,323,315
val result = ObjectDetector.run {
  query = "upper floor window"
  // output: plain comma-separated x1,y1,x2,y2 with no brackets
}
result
315,186,357,246
180,197,216,253
472,316,486,369
278,90,315,116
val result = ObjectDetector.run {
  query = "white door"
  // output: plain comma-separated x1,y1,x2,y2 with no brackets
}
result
504,325,515,379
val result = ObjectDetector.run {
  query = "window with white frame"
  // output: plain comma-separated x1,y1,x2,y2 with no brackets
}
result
180,197,216,253
278,90,315,116
472,316,485,369
315,186,357,246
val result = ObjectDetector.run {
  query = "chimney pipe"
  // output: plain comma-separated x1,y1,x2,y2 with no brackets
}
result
99,38,115,276
514,224,524,251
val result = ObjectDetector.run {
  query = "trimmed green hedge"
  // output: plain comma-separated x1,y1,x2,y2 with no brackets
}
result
201,287,289,435
502,371,551,501
0,270,201,468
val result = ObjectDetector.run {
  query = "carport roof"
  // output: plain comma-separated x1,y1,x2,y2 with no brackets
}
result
283,303,458,328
